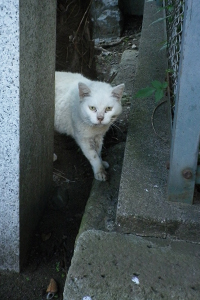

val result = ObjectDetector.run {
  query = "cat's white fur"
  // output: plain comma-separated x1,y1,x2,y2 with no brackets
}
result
54,71,124,181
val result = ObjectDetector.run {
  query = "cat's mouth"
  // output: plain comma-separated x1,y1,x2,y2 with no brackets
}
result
93,121,106,126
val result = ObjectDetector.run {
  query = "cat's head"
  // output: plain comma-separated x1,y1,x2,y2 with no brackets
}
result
78,82,125,126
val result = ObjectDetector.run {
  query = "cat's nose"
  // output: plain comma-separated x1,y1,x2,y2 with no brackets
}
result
97,116,104,122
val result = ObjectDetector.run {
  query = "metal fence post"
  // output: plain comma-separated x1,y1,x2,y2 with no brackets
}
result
167,0,200,204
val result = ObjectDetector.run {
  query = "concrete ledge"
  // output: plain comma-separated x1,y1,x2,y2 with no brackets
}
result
116,0,200,242
64,230,200,300
78,142,125,237
112,49,138,95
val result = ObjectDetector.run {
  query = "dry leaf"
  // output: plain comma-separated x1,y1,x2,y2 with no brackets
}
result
46,278,58,293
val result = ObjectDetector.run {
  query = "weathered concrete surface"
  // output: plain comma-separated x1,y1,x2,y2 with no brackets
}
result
116,0,200,242
0,0,56,271
64,230,200,300
78,142,126,237
112,49,138,95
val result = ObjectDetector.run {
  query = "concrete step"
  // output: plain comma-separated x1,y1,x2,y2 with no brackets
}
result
111,48,138,95
116,0,200,242
64,230,200,299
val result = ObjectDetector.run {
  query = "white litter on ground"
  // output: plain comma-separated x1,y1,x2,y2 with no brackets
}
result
132,276,140,285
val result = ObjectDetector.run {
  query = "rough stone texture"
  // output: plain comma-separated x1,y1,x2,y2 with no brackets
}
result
91,0,123,41
78,142,126,237
112,49,138,95
0,1,20,272
0,0,56,271
116,0,200,242
64,230,200,300
119,0,145,15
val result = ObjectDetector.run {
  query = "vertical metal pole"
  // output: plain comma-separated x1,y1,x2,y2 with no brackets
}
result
168,0,200,204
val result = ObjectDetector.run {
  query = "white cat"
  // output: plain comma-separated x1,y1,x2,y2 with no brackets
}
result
54,71,124,181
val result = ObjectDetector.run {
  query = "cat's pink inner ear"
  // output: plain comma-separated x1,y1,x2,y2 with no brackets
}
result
112,84,125,101
78,82,91,98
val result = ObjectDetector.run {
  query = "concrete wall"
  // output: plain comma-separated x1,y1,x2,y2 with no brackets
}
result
0,0,56,271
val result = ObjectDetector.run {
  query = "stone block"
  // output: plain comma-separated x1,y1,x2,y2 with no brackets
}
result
64,230,200,299
91,0,123,40
112,49,138,95
0,0,56,271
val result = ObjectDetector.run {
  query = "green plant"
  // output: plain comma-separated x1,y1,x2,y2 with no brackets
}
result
148,1,175,26
159,40,168,51
135,80,168,103
56,261,60,272
123,37,129,43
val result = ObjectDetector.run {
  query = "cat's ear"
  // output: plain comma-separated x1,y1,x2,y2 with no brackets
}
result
112,84,125,101
78,82,91,99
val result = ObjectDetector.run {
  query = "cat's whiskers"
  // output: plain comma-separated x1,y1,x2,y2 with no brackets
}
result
110,121,123,133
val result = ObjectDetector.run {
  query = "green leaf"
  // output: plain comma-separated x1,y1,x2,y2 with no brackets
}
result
161,82,168,89
151,80,163,89
152,80,168,91
135,87,155,99
150,15,170,26
166,5,174,13
166,68,174,74
155,89,164,102
160,41,167,51
56,262,60,272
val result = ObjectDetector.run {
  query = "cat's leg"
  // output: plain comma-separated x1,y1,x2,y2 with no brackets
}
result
94,136,109,169
77,138,108,181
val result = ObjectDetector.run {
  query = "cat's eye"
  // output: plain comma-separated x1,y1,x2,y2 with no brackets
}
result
89,106,96,112
105,106,112,112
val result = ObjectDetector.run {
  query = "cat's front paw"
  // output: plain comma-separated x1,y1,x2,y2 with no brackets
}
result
94,167,108,181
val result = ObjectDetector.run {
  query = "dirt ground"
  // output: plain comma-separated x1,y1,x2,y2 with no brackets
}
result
0,3,142,299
